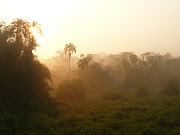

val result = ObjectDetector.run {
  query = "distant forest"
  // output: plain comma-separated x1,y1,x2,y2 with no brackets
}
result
42,51,180,96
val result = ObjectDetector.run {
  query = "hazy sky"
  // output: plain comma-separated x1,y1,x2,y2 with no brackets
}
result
1,0,180,58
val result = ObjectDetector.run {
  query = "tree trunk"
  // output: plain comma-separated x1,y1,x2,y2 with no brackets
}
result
68,57,70,80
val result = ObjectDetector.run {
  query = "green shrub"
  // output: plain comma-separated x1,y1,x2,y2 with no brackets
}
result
56,79,86,100
161,78,179,96
135,88,149,97
101,90,125,101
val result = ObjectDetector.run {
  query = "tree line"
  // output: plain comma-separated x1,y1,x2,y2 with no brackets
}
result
53,49,180,97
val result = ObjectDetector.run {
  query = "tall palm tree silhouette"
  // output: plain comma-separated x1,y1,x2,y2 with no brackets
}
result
64,43,76,80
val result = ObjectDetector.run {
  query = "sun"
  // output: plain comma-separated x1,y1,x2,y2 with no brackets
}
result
29,27,43,45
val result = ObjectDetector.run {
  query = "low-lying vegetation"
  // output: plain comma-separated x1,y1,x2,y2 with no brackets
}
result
101,90,126,101
1,95,180,135
56,79,86,100
161,78,179,96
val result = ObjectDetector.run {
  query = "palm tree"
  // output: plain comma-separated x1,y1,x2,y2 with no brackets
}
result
9,19,31,59
29,20,43,50
64,43,76,80
10,18,30,40
27,20,43,68
10,19,42,57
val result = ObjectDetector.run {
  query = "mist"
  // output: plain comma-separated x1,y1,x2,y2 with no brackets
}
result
1,0,180,133
39,51,180,96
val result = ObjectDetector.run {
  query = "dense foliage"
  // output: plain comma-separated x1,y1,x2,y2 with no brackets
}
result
0,19,52,109
56,79,86,100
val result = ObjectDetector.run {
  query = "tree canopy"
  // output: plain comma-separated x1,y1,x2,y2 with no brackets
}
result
0,19,52,108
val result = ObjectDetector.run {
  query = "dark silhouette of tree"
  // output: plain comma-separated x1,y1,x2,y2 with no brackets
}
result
120,52,139,71
77,54,93,71
140,52,163,71
64,43,76,80
0,18,52,108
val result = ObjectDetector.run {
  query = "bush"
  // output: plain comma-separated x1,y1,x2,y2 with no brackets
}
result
135,88,149,97
161,78,179,96
56,79,86,100
101,90,125,101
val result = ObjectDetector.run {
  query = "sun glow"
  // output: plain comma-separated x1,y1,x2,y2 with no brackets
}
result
30,27,43,45
1,0,179,58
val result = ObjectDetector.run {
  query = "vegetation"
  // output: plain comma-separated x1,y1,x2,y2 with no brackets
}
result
0,19,52,109
1,96,180,135
135,88,149,97
77,54,93,71
0,18,180,134
56,79,86,100
161,78,179,96
101,90,126,101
